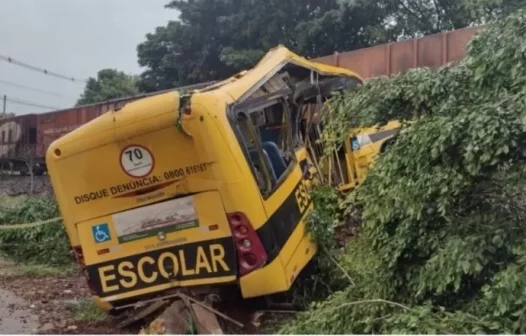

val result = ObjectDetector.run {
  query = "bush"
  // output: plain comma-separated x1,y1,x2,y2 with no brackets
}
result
282,9,526,334
0,197,73,266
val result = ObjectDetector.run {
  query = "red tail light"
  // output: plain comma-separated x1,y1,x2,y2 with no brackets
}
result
72,245,97,295
227,212,267,276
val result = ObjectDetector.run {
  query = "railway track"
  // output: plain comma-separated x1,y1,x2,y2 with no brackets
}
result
0,174,53,197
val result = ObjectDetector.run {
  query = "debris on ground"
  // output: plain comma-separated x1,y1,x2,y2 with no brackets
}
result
0,259,137,334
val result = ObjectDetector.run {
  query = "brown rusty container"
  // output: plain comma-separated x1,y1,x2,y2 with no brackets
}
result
35,81,217,160
0,114,38,168
36,95,147,159
313,26,482,79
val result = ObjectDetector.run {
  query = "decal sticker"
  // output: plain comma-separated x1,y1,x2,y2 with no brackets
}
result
87,237,237,297
92,223,111,244
112,196,199,243
72,162,212,205
352,139,360,151
120,145,154,178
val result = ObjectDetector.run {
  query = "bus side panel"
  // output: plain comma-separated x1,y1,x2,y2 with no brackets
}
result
239,162,314,298
239,254,289,298
240,197,316,298
259,167,311,263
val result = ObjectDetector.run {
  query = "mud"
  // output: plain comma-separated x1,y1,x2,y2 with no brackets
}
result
0,288,40,334
0,260,137,334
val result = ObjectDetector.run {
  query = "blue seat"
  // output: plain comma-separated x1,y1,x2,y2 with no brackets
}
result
249,149,277,183
262,141,287,178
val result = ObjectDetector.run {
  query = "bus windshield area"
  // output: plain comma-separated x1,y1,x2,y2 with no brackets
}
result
231,63,362,197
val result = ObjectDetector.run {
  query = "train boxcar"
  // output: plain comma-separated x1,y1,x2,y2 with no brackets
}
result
0,95,156,175
0,114,41,174
313,26,480,79
36,95,149,161
36,82,217,172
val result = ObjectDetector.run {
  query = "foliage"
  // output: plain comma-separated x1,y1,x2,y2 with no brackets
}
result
136,0,525,92
76,69,139,106
282,9,526,334
287,186,351,308
378,0,526,38
0,197,73,266
66,299,106,322
305,185,341,249
15,264,74,277
135,0,390,91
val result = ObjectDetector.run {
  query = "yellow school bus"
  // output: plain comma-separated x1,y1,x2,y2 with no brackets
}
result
310,121,401,191
45,45,366,314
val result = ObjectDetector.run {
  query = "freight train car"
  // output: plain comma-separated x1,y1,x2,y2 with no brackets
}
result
0,96,149,175
0,82,217,175
0,114,40,174
36,93,166,165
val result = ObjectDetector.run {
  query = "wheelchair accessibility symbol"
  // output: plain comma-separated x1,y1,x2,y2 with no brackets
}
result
92,223,111,243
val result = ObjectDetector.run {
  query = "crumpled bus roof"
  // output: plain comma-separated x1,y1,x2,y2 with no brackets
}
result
207,45,363,103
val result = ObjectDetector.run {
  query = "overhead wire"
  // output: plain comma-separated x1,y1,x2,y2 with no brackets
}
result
2,94,63,110
0,79,75,100
0,53,88,83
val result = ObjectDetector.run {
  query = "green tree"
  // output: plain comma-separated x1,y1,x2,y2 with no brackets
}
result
136,0,391,92
281,9,526,334
76,69,139,106
379,0,526,38
136,0,526,93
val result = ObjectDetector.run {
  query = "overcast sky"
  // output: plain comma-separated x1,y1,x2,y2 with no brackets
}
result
0,0,176,115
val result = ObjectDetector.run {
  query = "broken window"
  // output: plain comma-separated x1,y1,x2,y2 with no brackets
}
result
234,94,296,196
229,61,362,195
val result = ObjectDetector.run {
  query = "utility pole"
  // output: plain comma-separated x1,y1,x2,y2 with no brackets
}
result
2,94,5,116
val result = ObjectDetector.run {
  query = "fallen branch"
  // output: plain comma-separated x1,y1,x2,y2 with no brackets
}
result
326,299,411,313
258,310,299,314
323,246,355,286
179,294,244,328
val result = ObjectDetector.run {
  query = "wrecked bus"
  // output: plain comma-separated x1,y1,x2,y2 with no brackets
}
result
45,46,366,323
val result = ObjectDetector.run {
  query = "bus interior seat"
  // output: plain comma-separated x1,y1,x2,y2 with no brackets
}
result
262,141,287,178
248,149,277,183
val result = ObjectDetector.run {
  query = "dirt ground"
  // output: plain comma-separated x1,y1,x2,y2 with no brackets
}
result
0,259,136,335
0,258,291,335
0,175,294,334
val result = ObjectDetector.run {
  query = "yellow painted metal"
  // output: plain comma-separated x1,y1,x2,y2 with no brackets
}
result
45,45,378,312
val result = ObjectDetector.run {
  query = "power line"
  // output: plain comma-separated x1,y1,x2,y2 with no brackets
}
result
2,94,62,110
0,54,88,84
0,79,75,100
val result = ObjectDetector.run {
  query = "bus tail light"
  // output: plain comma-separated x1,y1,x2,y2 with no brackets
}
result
227,212,267,276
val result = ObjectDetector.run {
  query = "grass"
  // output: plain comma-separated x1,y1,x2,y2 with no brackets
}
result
0,194,28,210
65,299,107,322
16,263,76,277
0,259,77,278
